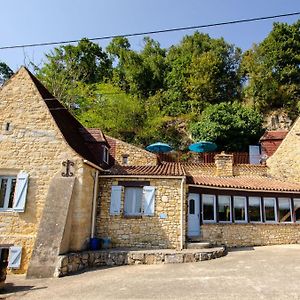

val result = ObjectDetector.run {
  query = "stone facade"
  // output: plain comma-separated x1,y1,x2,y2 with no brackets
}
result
0,68,97,274
267,117,300,183
97,177,184,249
106,136,157,166
202,224,300,247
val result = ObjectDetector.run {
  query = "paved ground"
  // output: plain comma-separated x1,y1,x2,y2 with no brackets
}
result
1,244,300,300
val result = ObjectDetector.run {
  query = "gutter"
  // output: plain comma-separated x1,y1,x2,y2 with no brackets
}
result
91,170,99,238
99,174,185,179
83,159,104,171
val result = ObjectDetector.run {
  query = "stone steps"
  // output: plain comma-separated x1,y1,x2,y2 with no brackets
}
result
186,242,211,249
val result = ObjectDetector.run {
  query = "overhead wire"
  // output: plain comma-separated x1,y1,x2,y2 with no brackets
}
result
0,12,299,50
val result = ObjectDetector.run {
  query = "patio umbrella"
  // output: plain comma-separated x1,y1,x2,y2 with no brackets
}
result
146,142,172,153
188,141,217,153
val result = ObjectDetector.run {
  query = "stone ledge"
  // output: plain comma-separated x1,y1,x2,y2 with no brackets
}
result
55,247,227,277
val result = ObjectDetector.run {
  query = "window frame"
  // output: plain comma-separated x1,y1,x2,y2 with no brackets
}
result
248,196,262,223
103,146,109,164
124,187,143,216
278,197,293,223
293,198,300,223
217,195,232,223
233,196,247,223
202,194,216,223
263,197,277,223
0,176,16,212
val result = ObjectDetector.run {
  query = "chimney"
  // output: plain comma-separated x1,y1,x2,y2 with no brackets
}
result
214,152,233,176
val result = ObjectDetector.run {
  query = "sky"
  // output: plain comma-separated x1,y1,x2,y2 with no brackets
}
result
1,0,299,71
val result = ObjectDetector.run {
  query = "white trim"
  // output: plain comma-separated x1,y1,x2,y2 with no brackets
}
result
263,197,277,223
248,196,262,223
233,196,248,223
202,194,216,223
83,159,104,171
278,197,293,223
218,195,232,223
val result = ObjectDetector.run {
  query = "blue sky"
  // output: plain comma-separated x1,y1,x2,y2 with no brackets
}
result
1,0,299,70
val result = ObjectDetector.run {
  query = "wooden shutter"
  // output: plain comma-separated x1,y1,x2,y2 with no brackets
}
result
8,246,22,269
13,172,29,212
143,186,155,216
110,186,122,215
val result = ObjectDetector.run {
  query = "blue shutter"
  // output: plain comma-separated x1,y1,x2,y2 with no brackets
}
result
110,186,122,215
143,186,155,216
8,246,22,269
13,172,29,212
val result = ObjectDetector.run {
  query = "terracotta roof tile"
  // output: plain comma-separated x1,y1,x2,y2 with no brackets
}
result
105,162,185,176
260,130,288,141
188,176,300,192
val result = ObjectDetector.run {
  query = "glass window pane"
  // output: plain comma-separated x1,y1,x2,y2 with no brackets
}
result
124,187,142,215
8,178,16,208
264,198,276,222
203,195,215,221
189,199,195,215
233,196,246,222
134,188,143,214
124,188,134,214
294,199,300,222
248,197,261,222
0,178,8,208
218,195,231,222
278,198,292,222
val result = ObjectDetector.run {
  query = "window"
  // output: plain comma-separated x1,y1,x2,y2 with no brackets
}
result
0,176,16,210
122,155,129,165
264,197,277,222
278,198,292,223
103,146,109,164
122,186,155,216
189,199,195,215
248,197,262,222
218,195,231,222
294,199,300,222
202,194,216,222
233,196,247,222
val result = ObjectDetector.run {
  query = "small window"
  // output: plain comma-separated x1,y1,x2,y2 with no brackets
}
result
202,194,216,223
278,198,292,223
122,155,129,165
189,199,195,215
103,146,109,164
0,176,17,210
248,197,262,222
218,195,231,222
233,196,247,222
264,197,277,222
124,187,143,216
294,199,300,222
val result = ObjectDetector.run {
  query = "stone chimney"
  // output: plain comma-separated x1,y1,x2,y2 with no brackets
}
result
214,152,233,176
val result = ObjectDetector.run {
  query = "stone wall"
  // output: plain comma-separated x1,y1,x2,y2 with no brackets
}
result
267,117,300,183
0,68,96,273
106,136,157,166
202,224,300,247
97,177,184,249
214,153,233,176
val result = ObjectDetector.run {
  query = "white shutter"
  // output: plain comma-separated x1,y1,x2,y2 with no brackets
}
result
8,246,22,269
143,186,155,216
13,172,29,212
110,186,122,215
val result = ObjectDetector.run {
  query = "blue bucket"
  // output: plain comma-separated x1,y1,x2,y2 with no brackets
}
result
90,238,101,250
101,238,111,249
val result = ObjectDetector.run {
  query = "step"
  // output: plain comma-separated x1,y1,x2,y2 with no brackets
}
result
186,242,211,249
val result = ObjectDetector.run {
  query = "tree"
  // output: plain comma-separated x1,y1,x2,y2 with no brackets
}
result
241,20,300,117
0,62,13,85
36,38,112,108
190,102,264,151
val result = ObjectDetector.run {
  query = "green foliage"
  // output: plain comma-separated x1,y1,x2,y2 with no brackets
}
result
0,62,13,85
190,102,264,151
241,21,300,117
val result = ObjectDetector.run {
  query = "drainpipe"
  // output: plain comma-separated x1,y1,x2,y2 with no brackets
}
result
180,176,186,250
91,170,99,238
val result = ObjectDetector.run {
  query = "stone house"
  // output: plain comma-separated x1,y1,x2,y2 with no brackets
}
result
2,67,300,278
0,67,110,277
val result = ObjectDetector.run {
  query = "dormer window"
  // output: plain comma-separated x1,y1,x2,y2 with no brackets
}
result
122,155,129,165
103,146,109,164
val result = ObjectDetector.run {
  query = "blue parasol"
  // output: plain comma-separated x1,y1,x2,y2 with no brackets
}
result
189,141,217,153
146,142,172,153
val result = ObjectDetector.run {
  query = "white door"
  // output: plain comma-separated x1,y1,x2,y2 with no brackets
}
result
188,193,200,237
